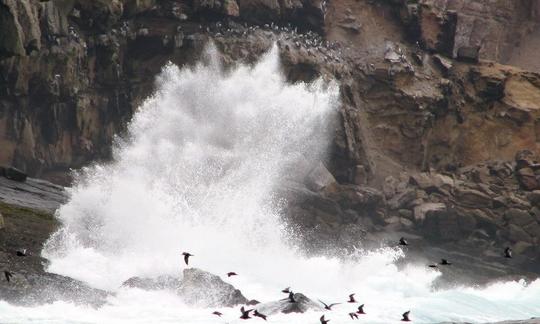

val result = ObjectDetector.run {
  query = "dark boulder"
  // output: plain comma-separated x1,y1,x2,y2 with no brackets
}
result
255,293,322,315
4,167,27,182
456,46,480,63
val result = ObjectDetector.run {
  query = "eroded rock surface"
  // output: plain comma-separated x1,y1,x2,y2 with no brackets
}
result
122,268,248,307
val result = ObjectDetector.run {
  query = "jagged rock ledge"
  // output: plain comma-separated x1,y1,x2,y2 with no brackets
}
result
0,176,107,306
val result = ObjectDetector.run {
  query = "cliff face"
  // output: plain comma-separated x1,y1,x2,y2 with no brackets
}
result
0,0,325,182
2,0,540,182
2,0,540,275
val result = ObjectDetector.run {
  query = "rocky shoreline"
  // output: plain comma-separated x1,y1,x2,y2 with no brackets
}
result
1,0,540,321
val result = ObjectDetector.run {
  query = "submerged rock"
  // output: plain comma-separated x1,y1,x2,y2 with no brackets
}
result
122,275,181,291
255,293,323,315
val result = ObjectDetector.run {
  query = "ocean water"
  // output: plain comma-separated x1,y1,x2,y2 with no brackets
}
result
1,44,539,324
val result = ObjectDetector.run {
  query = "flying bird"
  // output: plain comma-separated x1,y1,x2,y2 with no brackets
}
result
348,293,356,303
349,312,359,319
253,310,267,320
287,292,296,303
240,306,253,319
182,252,193,265
319,300,341,310
357,304,366,314
504,247,512,258
227,272,238,277
16,249,27,257
320,315,330,324
4,271,13,282
399,237,408,246
212,311,223,317
282,287,291,294
440,259,452,265
401,311,411,322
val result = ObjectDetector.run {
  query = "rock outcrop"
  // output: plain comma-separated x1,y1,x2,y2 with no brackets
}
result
122,268,248,307
255,293,323,314
0,190,107,306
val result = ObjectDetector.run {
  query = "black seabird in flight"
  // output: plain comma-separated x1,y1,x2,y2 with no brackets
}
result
287,291,296,303
440,259,452,265
4,271,13,282
253,310,267,320
401,311,411,322
240,306,253,319
319,300,340,310
182,252,193,265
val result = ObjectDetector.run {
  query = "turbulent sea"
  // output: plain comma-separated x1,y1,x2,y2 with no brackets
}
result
1,45,539,324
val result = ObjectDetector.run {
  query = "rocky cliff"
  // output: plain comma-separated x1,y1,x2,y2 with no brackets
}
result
2,0,540,284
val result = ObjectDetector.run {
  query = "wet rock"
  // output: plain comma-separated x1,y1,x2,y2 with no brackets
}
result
178,268,248,307
432,54,453,74
193,0,240,17
305,162,336,191
493,196,508,208
531,206,540,222
523,221,540,238
526,191,540,206
504,208,535,227
121,275,180,290
352,165,367,185
0,271,109,307
517,168,539,191
255,293,323,315
456,46,480,63
414,202,446,222
0,176,66,214
4,167,27,182
383,176,398,198
454,188,492,208
326,184,384,211
388,189,416,210
508,224,532,243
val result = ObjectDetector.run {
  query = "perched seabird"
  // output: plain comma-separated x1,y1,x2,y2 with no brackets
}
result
357,304,366,314
227,272,238,277
349,312,359,319
401,311,411,321
440,259,452,266
504,247,513,258
288,292,296,303
182,252,193,265
253,310,267,320
319,300,341,310
16,249,27,257
240,306,253,319
320,315,330,324
4,271,13,282
282,287,291,294
399,237,408,246
212,311,223,317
